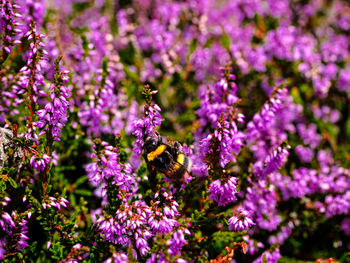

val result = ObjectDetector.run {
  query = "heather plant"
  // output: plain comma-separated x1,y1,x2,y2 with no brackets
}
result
0,0,350,262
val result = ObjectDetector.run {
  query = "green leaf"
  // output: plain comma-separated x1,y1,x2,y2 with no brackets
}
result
75,189,92,196
290,87,303,105
189,39,197,55
8,177,17,188
346,117,350,138
75,176,88,187
220,32,231,50
69,193,76,207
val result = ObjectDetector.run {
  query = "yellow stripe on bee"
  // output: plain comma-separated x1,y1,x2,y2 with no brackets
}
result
147,144,166,161
177,154,185,165
172,154,185,171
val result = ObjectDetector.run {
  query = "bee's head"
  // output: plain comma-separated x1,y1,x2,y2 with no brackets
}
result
144,136,160,153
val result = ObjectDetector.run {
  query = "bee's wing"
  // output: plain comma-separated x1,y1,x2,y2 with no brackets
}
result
156,150,175,173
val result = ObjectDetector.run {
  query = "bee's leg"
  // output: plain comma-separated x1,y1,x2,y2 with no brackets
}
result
143,152,157,190
147,163,157,192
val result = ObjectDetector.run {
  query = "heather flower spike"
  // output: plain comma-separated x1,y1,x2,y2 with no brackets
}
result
0,0,22,64
132,85,162,157
228,210,255,231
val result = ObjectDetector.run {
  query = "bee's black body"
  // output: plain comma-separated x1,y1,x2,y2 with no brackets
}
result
143,134,191,182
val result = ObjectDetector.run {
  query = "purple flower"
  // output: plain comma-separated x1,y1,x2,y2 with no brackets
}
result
18,0,46,28
253,144,290,178
214,120,244,168
190,144,209,177
0,238,6,260
167,228,191,257
246,88,299,160
30,154,51,171
78,74,125,137
312,105,341,123
242,235,264,255
0,0,22,55
148,192,179,234
132,102,162,157
208,177,238,206
198,119,244,170
243,181,281,231
268,222,294,245
104,251,129,263
337,67,350,92
42,196,69,210
98,202,152,257
196,72,240,137
1,212,15,230
86,141,136,196
295,145,313,163
297,123,321,149
35,69,70,141
323,192,350,218
253,248,282,263
17,219,29,251
228,210,255,231
341,218,350,235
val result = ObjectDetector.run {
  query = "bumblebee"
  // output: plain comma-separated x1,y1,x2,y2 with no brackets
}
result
143,134,191,182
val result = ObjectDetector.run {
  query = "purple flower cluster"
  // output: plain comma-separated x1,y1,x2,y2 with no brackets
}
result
294,145,313,163
243,181,281,231
132,102,162,157
319,192,350,218
148,192,179,234
242,235,264,256
17,0,45,28
42,196,68,210
268,222,294,245
297,123,321,149
104,251,129,263
253,144,290,178
98,201,153,256
30,153,50,171
196,74,239,134
78,73,126,137
246,88,292,160
18,26,47,101
253,248,281,263
17,25,48,142
36,70,70,141
208,177,238,207
192,71,245,178
0,72,24,122
16,219,29,251
215,120,244,168
271,162,350,201
86,141,136,197
228,210,255,232
199,119,244,169
0,211,15,231
312,105,340,124
98,191,181,257
0,210,29,257
167,227,191,257
0,0,22,55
